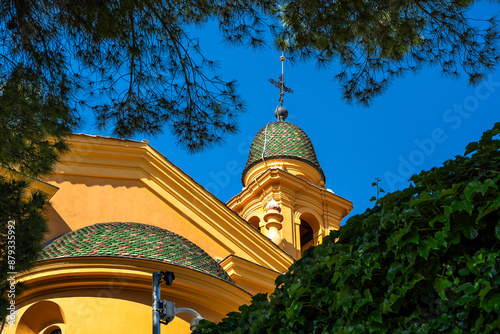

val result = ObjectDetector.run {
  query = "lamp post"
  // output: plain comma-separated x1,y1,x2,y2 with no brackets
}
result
152,271,205,334
152,272,168,334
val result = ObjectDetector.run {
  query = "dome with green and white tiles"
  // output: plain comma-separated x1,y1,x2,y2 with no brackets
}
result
40,222,232,282
242,122,325,184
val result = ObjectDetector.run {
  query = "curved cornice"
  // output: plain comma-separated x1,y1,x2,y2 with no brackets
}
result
229,167,353,220
16,257,252,315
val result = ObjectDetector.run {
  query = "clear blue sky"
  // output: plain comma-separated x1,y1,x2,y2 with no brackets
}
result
85,3,500,222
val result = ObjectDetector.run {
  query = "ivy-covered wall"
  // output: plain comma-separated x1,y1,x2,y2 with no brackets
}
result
197,123,500,334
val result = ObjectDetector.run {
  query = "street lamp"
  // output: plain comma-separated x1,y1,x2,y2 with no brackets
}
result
152,271,205,333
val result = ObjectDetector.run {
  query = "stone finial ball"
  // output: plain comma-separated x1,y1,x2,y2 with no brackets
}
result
275,106,288,122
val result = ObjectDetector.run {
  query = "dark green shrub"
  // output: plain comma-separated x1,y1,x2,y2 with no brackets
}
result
198,123,500,333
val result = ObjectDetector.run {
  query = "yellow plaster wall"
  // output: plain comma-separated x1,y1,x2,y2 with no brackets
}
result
8,293,191,334
278,205,299,259
3,134,297,334
44,174,230,260
39,135,294,273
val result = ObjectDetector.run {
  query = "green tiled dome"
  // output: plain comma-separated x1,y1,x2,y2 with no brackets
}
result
40,222,232,282
242,122,325,183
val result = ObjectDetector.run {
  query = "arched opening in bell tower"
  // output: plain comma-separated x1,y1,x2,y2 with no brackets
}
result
298,211,321,256
248,216,261,231
300,219,314,253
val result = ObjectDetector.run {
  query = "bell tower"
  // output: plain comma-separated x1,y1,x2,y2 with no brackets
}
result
227,54,353,260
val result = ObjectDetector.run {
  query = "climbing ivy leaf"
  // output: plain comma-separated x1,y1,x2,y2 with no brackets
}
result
197,123,500,334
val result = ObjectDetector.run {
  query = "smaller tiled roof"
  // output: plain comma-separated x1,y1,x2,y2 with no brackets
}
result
40,222,232,282
242,122,325,183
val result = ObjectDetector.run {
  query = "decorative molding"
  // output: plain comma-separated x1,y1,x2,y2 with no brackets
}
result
220,255,281,295
228,166,353,259
15,257,251,317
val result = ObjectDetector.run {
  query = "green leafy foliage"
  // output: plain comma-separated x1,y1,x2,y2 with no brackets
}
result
1,0,250,152
2,0,499,150
0,66,74,320
0,178,48,320
0,66,76,176
277,0,500,106
370,177,385,202
197,123,500,333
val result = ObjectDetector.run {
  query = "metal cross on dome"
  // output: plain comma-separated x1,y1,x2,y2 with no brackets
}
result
268,52,294,107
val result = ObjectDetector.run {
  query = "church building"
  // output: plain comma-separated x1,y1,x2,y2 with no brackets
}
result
5,67,352,334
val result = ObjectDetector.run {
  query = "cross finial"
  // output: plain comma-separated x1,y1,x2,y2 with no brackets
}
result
268,53,294,119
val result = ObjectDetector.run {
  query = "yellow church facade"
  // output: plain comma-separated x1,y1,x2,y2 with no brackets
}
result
5,115,352,333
